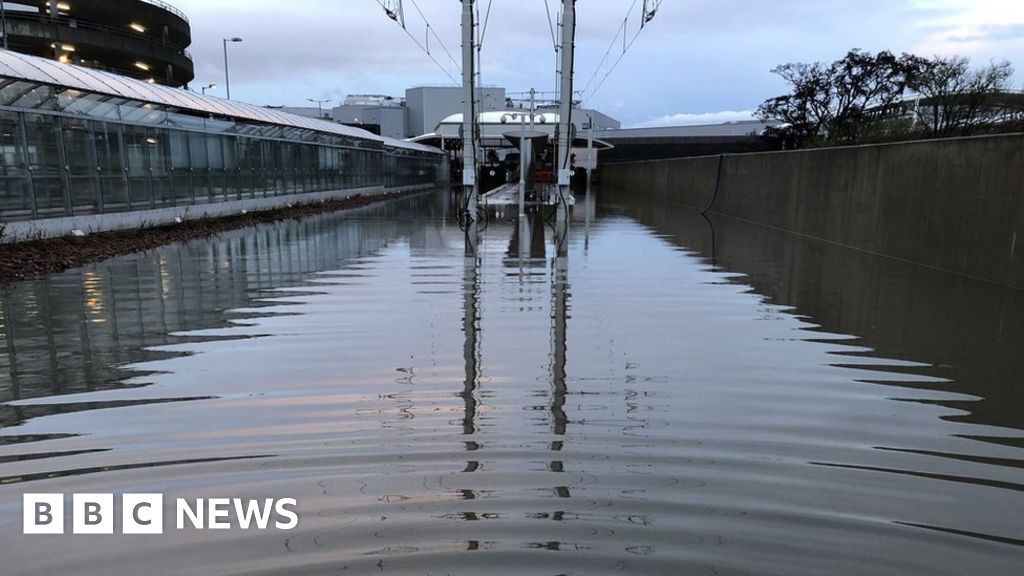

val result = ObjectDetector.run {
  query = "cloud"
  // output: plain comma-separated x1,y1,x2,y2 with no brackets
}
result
166,0,1024,125
946,23,1024,43
176,0,467,104
630,110,757,129
912,0,1024,56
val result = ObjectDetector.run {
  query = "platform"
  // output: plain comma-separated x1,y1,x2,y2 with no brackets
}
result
480,183,575,207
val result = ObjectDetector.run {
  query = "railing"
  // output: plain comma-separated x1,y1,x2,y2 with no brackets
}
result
137,0,189,24
4,11,193,55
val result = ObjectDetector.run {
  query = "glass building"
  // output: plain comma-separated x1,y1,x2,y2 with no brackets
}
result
0,50,446,223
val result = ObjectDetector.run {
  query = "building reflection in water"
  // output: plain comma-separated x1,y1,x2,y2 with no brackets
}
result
0,193,449,431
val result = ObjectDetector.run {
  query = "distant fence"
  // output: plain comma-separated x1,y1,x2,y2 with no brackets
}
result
601,133,1024,289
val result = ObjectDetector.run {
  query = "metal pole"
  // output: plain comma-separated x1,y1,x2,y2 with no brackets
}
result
307,98,329,118
223,39,231,100
529,88,536,132
461,0,478,219
556,0,576,222
586,111,593,190
49,0,59,60
584,114,592,250
222,38,242,100
526,88,535,204
1,2,8,51
518,111,526,219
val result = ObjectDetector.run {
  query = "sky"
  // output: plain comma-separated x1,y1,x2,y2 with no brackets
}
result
172,0,1024,128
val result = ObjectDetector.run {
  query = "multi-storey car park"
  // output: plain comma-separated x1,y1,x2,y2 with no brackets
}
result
1,0,194,86
0,50,447,237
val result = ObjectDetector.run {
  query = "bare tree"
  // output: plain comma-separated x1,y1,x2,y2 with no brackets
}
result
758,50,919,146
757,61,833,146
907,56,1015,137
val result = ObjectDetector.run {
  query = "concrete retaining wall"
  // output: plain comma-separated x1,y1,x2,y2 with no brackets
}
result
0,183,436,244
601,133,1024,289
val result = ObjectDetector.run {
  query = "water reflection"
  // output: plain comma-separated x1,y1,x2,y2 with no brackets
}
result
0,192,451,431
613,189,1024,439
461,248,481,436
0,189,1021,575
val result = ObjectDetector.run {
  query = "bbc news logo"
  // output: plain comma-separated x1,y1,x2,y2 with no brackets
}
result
23,494,298,534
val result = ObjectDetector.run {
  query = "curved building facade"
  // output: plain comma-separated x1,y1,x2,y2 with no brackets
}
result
0,51,446,240
1,0,194,86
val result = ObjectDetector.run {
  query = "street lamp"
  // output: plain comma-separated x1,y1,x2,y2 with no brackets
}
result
307,98,331,119
201,83,217,95
222,37,243,100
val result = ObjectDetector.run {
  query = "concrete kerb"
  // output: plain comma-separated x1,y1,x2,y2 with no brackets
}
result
0,184,437,244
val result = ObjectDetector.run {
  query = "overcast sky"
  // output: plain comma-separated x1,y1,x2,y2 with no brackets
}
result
172,0,1024,128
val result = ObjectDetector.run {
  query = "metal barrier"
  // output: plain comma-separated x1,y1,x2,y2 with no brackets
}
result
137,0,190,24
4,11,191,52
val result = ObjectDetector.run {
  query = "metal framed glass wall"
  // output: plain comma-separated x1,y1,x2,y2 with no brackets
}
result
383,148,441,190
0,79,444,222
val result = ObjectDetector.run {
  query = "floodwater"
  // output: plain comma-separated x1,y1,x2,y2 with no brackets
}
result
0,189,1022,575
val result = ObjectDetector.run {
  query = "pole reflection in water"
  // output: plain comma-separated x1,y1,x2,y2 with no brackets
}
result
548,219,571,520
461,246,481,438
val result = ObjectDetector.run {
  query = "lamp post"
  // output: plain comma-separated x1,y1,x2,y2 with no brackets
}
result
222,37,243,100
201,83,217,95
307,98,331,119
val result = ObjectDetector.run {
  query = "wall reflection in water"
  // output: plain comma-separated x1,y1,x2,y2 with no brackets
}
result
612,188,1024,439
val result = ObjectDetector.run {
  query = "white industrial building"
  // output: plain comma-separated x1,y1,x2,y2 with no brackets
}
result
281,85,619,140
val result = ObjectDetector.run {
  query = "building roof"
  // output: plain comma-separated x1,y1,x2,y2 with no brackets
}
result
0,50,440,154
600,121,776,139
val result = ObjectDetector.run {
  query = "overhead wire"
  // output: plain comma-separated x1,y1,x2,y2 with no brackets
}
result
407,0,462,72
373,0,460,84
582,24,644,103
542,0,557,51
578,0,638,98
580,0,662,104
479,0,493,48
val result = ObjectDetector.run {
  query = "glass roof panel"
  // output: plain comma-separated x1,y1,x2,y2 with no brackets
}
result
198,96,237,117
0,51,439,154
0,54,53,84
164,87,208,111
98,74,152,101
22,57,73,86
59,63,117,90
